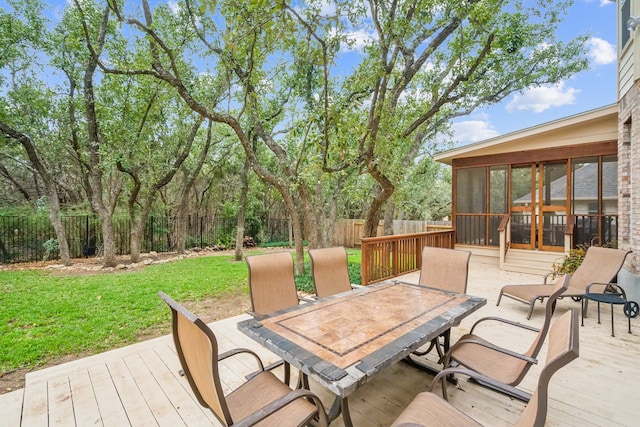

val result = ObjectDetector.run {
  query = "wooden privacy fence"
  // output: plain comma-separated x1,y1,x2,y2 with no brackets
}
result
360,230,456,285
333,219,451,247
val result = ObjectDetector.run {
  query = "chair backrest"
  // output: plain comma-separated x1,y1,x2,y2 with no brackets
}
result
418,246,471,293
515,308,579,427
246,251,299,315
522,274,571,361
158,291,233,426
309,246,352,298
570,246,631,291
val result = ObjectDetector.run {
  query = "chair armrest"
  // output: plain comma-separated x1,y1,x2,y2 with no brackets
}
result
444,337,538,365
218,348,265,371
428,366,528,397
543,272,555,284
469,316,539,334
586,282,627,298
232,388,328,427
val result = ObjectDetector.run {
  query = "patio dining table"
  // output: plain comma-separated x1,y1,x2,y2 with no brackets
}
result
237,280,486,426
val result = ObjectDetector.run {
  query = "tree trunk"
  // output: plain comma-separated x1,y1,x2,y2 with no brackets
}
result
99,216,117,267
130,223,144,263
235,156,250,261
384,202,395,236
175,172,190,255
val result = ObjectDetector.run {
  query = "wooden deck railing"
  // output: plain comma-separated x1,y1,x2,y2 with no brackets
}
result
360,230,455,285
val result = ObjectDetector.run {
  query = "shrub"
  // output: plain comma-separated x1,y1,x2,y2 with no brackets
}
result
42,238,59,261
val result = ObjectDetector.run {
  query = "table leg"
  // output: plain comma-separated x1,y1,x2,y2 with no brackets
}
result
327,395,353,427
610,303,615,337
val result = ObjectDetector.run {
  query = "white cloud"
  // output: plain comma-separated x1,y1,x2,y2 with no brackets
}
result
452,120,500,144
586,37,616,65
341,29,377,51
506,82,579,113
168,0,180,14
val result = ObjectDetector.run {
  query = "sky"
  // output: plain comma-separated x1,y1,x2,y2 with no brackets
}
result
3,0,619,148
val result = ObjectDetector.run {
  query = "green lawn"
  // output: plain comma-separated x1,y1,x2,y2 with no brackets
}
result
1,249,361,373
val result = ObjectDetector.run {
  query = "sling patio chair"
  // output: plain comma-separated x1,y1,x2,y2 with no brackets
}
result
158,292,328,427
437,274,570,402
309,246,354,298
246,251,300,316
497,246,631,319
246,251,304,385
411,246,471,362
391,308,579,427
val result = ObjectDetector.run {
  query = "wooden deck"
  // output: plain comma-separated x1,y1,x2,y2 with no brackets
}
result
2,262,639,426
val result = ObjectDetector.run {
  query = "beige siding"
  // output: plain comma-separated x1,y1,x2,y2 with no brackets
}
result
619,41,634,99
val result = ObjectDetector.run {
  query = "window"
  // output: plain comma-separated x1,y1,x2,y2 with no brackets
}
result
571,156,618,246
622,0,631,48
456,165,508,247
456,167,486,213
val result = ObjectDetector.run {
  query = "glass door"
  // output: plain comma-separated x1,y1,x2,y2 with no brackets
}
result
510,164,536,249
538,162,568,252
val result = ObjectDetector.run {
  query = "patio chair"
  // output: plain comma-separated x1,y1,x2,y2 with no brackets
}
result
497,246,631,319
391,308,579,427
309,246,353,298
158,292,329,427
246,251,303,386
246,251,299,316
412,247,471,360
438,274,570,401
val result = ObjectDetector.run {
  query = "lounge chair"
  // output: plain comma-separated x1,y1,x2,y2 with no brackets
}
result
497,246,631,319
309,246,353,298
438,274,570,401
158,292,329,427
391,308,580,427
246,251,299,316
412,247,471,360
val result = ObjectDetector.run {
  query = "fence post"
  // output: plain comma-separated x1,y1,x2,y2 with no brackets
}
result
200,216,204,248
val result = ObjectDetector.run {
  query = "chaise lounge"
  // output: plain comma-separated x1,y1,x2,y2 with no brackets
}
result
497,246,631,319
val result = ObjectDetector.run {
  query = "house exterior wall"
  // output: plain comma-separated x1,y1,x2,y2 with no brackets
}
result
617,80,640,302
617,0,640,303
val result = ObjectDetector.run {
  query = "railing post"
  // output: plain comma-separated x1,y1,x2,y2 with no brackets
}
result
392,240,398,277
361,239,369,286
497,214,510,270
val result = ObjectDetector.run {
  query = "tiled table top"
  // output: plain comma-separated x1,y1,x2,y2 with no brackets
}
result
238,281,486,397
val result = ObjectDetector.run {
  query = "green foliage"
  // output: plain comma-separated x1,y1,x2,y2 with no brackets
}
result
259,240,300,248
42,238,59,261
551,246,586,277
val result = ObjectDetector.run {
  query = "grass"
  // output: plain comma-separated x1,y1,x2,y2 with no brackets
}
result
1,249,361,373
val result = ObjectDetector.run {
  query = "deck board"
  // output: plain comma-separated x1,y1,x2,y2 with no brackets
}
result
67,369,103,427
6,262,640,426
0,389,24,426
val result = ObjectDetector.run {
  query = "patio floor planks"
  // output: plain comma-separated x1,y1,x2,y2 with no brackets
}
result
4,262,640,426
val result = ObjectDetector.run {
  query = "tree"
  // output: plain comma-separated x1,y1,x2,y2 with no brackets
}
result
324,0,588,236
0,0,72,265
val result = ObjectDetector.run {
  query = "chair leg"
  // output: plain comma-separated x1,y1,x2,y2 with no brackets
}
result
496,290,503,306
526,299,536,320
610,303,615,337
284,362,291,386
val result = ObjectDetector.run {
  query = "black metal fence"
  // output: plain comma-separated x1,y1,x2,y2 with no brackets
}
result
0,214,290,264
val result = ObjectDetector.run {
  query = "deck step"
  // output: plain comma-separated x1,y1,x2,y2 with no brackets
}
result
503,249,565,276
